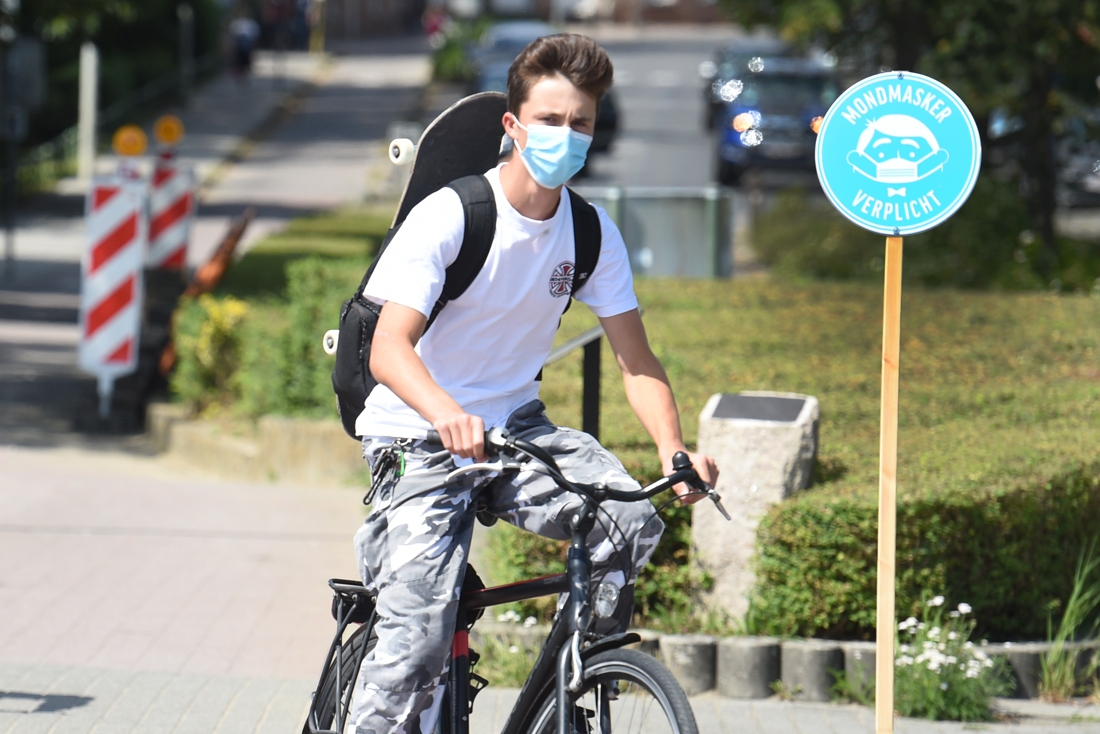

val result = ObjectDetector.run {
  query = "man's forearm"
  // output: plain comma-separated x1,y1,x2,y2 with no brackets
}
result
620,359,686,461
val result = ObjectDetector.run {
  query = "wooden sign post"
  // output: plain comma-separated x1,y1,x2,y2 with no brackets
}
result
814,72,981,734
875,235,903,732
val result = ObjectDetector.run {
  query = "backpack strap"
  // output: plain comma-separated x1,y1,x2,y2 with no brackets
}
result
566,186,601,298
558,187,602,319
425,174,497,330
534,188,604,382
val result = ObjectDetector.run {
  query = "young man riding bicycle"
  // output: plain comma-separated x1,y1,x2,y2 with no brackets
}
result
350,33,719,734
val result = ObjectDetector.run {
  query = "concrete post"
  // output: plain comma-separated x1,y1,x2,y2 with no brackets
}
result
694,392,819,621
77,42,98,180
659,635,716,695
717,636,780,698
781,639,844,702
842,641,876,697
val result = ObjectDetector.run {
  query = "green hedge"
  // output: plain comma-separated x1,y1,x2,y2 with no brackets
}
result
485,501,710,631
753,463,1100,641
753,176,1100,292
172,257,367,417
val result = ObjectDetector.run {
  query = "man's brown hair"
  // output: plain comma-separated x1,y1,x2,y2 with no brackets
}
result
507,34,614,114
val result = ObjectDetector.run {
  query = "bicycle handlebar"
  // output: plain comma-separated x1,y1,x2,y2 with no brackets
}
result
423,428,730,519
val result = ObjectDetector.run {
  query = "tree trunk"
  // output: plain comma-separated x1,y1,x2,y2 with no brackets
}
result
1019,69,1060,281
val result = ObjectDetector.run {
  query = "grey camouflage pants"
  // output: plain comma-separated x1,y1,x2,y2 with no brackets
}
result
348,401,664,734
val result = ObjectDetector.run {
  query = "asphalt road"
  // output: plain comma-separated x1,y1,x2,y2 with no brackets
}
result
589,34,719,187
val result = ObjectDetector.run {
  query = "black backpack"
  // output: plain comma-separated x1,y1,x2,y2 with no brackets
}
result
332,175,602,439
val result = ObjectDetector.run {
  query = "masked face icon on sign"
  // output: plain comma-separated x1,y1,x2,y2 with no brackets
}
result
845,114,949,186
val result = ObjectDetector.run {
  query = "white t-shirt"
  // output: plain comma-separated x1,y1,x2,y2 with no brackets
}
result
354,164,638,439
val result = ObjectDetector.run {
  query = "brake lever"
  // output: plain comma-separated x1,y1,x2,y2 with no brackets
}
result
670,451,731,521
705,486,732,521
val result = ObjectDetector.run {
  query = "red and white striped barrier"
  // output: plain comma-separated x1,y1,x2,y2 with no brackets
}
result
78,176,147,416
147,152,195,269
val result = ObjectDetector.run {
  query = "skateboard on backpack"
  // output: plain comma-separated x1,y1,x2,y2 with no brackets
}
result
322,92,509,357
388,91,509,228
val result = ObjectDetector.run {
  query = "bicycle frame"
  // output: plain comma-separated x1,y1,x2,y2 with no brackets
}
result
308,438,717,734
310,515,640,734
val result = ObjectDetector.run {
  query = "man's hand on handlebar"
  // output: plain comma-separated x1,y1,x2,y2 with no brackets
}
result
432,412,487,461
662,449,719,505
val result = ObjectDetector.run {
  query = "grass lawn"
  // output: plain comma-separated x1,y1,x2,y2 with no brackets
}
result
546,279,1100,498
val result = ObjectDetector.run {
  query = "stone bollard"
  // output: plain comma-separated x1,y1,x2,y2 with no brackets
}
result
841,641,876,699
781,639,844,702
717,636,781,698
659,635,717,696
694,392,819,620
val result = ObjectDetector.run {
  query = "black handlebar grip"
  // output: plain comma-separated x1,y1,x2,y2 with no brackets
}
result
425,429,442,444
671,451,693,471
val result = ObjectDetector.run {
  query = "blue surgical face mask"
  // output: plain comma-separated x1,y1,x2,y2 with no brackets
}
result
513,119,593,189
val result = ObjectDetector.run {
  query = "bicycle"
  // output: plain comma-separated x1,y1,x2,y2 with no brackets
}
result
303,426,730,734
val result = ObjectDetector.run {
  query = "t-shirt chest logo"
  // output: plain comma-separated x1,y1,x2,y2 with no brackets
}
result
549,261,575,298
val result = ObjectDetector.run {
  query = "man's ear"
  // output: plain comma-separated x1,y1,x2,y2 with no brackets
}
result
502,111,518,139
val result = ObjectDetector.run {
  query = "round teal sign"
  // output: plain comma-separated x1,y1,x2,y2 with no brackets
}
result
815,71,981,236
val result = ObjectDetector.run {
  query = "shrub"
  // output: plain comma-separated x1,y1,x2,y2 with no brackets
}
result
241,256,365,418
752,176,1098,291
485,497,714,632
894,595,1014,721
752,463,1100,641
171,294,250,415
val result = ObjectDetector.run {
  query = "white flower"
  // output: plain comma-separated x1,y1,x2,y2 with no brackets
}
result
900,644,910,653
898,617,919,631
497,610,521,623
949,611,961,618
957,603,972,614
897,655,914,666
946,656,957,664
928,627,941,640
940,682,949,691
508,645,519,653
928,595,946,607
947,631,958,641
523,616,537,628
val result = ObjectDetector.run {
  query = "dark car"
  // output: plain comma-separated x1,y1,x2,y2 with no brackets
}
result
699,38,792,130
713,57,839,185
468,21,620,154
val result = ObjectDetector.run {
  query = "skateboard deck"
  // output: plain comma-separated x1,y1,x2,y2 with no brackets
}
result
391,92,509,228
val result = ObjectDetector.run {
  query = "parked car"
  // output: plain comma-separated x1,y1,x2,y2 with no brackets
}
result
698,38,792,130
468,21,620,154
712,56,839,185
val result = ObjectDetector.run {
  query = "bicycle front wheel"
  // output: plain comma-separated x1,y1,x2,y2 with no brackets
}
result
524,648,698,734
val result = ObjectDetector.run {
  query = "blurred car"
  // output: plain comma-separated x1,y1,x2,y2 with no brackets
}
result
1055,113,1100,208
468,21,620,154
713,56,839,186
698,38,792,130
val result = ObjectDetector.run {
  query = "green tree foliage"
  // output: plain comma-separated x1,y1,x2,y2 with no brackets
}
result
16,0,223,145
723,0,1100,283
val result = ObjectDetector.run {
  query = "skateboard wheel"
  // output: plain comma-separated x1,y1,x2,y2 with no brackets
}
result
389,138,416,165
323,330,339,355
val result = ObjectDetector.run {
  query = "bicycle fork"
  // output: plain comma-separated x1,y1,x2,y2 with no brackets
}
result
557,503,597,734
